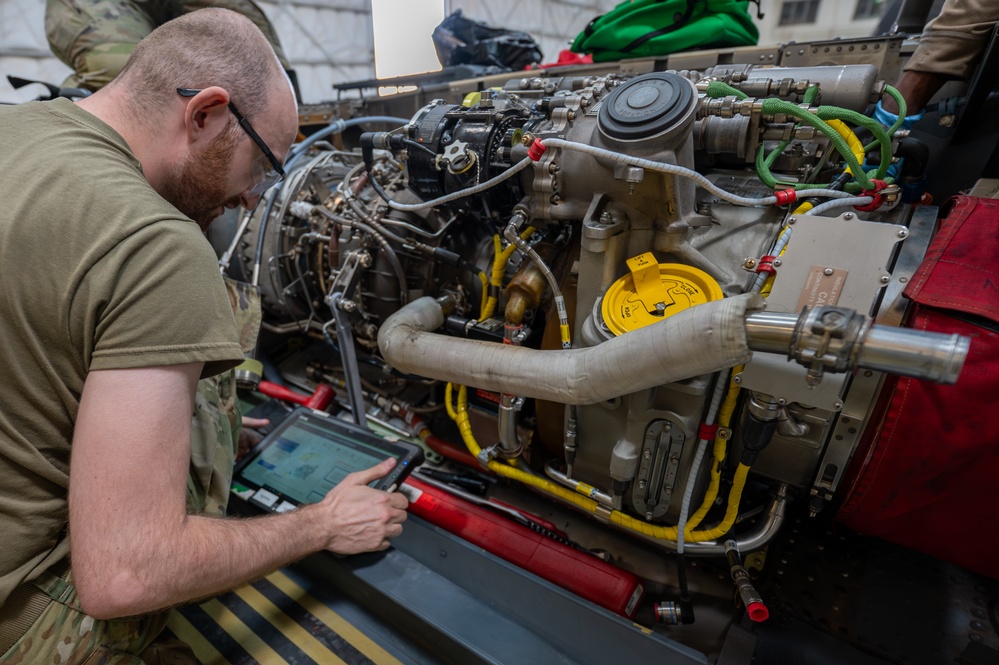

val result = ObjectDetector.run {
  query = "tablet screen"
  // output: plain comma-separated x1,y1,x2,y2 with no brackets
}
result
237,409,418,507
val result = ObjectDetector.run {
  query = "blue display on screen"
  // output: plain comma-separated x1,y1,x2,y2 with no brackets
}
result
240,414,395,505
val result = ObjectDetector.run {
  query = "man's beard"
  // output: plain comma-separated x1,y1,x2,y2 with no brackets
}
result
160,126,243,231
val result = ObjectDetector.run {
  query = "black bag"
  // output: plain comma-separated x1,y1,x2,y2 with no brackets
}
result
432,10,543,71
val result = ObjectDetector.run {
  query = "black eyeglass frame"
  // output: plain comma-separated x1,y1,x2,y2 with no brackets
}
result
177,87,286,194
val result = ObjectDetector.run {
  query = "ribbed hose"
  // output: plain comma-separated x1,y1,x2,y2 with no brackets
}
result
380,293,763,406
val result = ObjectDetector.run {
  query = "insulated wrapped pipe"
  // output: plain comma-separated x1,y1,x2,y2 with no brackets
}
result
378,293,764,405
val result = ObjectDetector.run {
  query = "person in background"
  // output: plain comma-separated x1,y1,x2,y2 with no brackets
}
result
878,0,999,124
0,10,407,665
46,0,293,93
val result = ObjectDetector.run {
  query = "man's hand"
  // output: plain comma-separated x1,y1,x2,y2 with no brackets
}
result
311,458,409,555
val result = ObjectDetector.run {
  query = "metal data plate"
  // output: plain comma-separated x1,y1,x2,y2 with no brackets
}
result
738,213,907,410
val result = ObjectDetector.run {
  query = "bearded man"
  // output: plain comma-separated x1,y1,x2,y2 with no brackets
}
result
0,9,408,663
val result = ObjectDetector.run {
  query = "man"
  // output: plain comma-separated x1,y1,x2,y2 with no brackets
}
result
880,0,999,117
0,9,408,663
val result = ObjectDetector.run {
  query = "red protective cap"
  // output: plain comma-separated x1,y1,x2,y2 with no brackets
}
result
747,601,769,622
528,137,547,161
773,189,797,206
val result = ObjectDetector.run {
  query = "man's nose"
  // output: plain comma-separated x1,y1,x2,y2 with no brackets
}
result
239,189,261,211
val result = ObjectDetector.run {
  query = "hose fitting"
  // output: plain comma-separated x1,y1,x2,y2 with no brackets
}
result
725,541,769,622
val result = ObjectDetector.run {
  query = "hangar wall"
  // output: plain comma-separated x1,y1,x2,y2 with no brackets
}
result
0,0,621,105
0,1,878,104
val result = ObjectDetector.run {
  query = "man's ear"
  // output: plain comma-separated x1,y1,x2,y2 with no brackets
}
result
180,86,231,146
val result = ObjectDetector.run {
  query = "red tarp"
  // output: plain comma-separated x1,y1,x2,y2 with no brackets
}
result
838,196,999,579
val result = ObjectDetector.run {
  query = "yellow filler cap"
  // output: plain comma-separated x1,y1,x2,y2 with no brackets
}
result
601,252,723,336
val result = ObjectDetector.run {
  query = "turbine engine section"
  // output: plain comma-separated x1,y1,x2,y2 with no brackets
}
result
235,147,478,352
234,61,970,572
404,96,534,218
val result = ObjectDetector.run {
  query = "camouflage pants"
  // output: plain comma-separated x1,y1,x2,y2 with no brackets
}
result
45,0,289,90
0,570,191,665
0,279,262,664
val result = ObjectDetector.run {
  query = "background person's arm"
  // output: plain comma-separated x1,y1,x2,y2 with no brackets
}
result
884,0,999,113
69,363,408,619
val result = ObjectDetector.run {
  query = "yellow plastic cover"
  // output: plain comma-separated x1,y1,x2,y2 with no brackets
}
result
601,253,723,336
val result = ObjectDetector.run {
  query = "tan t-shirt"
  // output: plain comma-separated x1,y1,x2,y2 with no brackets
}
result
0,98,244,606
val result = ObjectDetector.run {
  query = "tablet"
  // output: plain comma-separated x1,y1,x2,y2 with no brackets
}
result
233,407,424,513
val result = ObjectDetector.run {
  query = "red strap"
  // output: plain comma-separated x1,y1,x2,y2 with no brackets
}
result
855,179,888,212
698,423,720,440
755,255,778,276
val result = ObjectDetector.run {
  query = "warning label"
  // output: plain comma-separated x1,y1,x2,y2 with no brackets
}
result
797,267,848,311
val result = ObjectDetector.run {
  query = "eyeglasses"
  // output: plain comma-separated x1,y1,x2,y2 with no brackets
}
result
177,88,285,197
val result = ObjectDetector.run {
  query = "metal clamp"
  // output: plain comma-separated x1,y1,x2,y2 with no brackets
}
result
788,306,869,386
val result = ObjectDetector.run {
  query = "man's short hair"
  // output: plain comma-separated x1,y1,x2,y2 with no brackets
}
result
113,8,282,120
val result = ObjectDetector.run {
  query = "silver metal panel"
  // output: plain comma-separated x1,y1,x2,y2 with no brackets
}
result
808,204,938,506
738,212,907,410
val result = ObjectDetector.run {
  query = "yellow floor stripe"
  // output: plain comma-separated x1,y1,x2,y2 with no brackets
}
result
268,570,404,665
201,597,290,665
233,584,348,665
166,610,232,665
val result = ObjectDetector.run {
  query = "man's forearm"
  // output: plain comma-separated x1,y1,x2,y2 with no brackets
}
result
77,503,326,619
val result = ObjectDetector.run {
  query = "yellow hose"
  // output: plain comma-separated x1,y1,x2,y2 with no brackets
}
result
451,384,752,543
455,385,599,512
477,271,489,319
480,235,503,320
828,118,865,176
684,366,743,530
444,381,458,421
481,227,537,320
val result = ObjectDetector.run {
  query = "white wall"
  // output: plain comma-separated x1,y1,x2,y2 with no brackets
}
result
757,0,883,46
0,0,72,103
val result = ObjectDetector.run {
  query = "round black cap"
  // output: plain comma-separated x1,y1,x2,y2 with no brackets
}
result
598,72,695,141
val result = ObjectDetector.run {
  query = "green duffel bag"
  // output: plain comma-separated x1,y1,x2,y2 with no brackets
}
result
570,0,760,63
